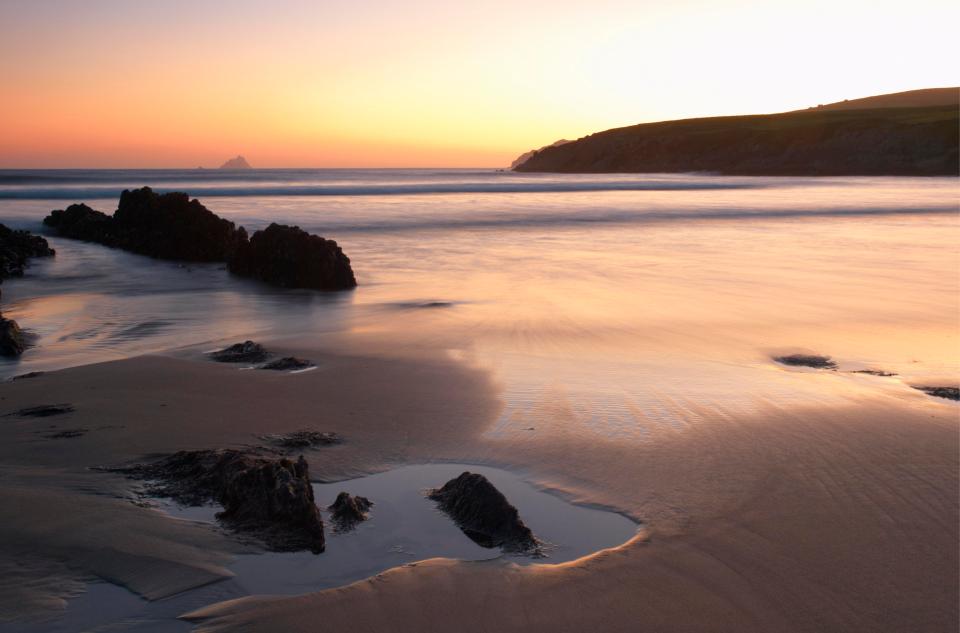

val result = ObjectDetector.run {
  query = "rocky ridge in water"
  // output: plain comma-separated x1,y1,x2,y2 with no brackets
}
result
43,188,356,290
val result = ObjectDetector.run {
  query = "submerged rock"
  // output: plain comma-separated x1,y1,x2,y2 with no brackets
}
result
44,188,246,262
116,449,325,553
259,429,342,449
209,340,269,363
428,472,538,552
913,385,959,401
228,223,357,291
0,223,55,281
259,356,313,371
0,316,25,357
6,403,75,417
773,354,838,369
328,492,373,530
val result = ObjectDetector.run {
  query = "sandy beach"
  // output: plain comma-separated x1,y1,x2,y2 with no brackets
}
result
0,171,957,633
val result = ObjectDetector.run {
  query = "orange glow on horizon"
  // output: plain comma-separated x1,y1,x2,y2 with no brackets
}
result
1,0,957,168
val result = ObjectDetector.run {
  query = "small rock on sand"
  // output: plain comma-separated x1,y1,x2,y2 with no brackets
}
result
912,386,960,401
773,354,838,369
259,357,313,371
209,340,269,363
6,404,75,418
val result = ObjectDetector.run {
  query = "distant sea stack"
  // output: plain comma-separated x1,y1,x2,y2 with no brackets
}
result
219,155,252,170
514,87,959,176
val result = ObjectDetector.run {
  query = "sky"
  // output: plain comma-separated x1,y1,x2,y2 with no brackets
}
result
0,0,957,168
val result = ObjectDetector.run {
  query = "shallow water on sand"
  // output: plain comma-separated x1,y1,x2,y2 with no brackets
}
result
5,464,638,633
1,171,958,436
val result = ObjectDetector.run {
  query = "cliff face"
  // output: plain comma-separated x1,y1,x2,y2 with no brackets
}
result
515,91,959,176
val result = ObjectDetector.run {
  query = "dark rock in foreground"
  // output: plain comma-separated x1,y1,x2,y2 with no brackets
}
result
0,223,55,281
260,356,313,371
913,386,960,401
774,354,838,369
328,492,372,531
228,223,357,291
6,403,75,417
259,429,341,450
117,449,325,553
0,317,25,357
44,187,246,262
209,340,269,363
428,472,538,552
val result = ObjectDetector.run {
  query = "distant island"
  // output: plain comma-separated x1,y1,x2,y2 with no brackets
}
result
220,155,252,170
513,88,959,176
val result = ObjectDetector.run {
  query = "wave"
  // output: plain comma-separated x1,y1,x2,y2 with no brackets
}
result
0,180,768,200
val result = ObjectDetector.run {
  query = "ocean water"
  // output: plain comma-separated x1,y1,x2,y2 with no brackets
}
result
1,169,957,436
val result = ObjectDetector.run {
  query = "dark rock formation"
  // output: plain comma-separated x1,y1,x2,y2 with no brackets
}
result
428,472,538,552
913,386,959,401
774,354,838,369
259,430,342,449
117,449,325,553
44,188,246,262
0,317,25,357
42,203,113,242
0,223,55,281
209,340,269,363
328,492,372,530
5,403,75,417
851,369,898,377
259,356,313,371
228,223,356,291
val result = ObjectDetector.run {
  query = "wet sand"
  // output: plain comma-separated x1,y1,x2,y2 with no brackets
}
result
0,338,955,633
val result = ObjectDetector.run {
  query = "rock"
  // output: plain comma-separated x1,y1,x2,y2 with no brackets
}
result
6,403,75,417
42,203,114,243
0,223,55,281
220,155,252,170
0,316,25,357
10,371,45,381
259,430,342,449
428,472,538,552
328,492,372,530
44,428,87,439
851,369,898,377
116,449,325,553
773,354,838,369
209,340,269,363
228,223,356,291
913,386,959,401
44,188,247,262
259,356,313,371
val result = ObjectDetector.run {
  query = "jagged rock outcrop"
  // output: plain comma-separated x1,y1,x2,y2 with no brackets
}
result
328,492,372,530
44,187,247,262
428,472,538,552
228,223,357,290
0,223,55,281
116,449,325,553
913,385,960,401
209,340,269,363
0,317,25,357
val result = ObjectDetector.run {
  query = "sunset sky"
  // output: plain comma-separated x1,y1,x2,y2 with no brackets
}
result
1,0,957,168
